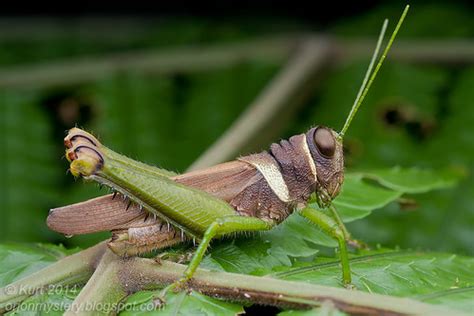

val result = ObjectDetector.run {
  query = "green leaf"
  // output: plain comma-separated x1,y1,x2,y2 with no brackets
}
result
416,287,474,312
5,287,79,316
119,290,243,316
337,167,462,222
332,174,401,222
331,167,463,222
334,174,401,211
0,244,74,286
274,250,474,313
359,167,463,194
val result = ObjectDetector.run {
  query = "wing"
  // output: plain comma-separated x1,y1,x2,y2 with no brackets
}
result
48,160,259,234
172,160,260,202
175,159,290,222
48,194,184,256
47,194,146,235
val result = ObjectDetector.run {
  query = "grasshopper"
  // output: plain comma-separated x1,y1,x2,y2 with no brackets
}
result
47,6,409,293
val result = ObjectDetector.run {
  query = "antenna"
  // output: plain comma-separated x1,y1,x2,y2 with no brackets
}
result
339,5,410,139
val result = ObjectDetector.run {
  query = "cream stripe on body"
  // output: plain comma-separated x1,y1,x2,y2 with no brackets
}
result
239,154,290,203
300,134,318,182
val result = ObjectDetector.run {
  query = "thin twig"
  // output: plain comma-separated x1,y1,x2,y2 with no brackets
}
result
188,37,335,170
0,36,298,90
0,36,472,90
338,38,474,64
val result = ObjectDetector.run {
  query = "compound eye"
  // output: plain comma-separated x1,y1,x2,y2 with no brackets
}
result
314,127,336,158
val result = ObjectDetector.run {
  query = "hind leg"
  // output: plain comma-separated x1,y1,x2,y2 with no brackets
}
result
159,215,273,299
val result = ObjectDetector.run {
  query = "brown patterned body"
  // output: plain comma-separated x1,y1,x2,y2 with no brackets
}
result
175,130,334,224
269,134,317,206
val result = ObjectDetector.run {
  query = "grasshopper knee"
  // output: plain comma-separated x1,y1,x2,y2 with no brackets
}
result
331,227,346,242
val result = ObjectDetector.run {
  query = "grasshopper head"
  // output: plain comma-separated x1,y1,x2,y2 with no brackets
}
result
306,5,409,208
306,126,344,207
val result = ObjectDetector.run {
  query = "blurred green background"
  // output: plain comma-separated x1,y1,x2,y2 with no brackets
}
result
0,2,473,255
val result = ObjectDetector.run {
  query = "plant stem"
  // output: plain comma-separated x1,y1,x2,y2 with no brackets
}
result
64,249,127,316
126,257,464,316
0,242,106,313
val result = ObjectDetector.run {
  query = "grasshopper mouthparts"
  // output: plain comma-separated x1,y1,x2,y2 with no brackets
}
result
65,128,105,177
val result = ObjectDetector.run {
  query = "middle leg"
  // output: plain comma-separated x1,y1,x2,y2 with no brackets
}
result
299,206,352,286
328,204,368,249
